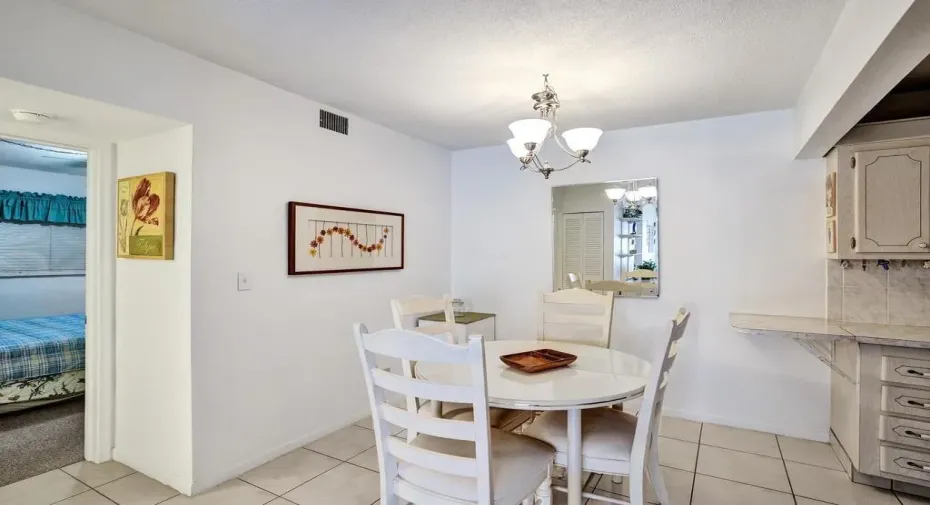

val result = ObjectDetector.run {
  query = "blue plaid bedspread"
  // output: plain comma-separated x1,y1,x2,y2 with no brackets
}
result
0,314,85,383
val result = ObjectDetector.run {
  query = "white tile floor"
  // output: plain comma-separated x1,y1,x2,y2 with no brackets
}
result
3,417,930,505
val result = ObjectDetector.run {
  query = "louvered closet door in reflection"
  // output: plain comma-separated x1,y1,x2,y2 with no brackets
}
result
562,212,604,288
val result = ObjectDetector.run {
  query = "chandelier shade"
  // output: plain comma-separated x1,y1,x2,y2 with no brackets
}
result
508,119,551,148
638,186,658,199
506,138,530,158
604,188,626,201
562,128,603,153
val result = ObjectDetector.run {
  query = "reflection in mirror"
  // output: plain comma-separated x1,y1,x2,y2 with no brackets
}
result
552,178,659,298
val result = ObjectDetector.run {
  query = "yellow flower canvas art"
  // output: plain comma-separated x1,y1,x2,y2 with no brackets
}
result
117,171,176,260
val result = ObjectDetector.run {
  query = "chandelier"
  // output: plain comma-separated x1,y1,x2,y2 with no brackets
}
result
605,182,657,209
506,74,603,179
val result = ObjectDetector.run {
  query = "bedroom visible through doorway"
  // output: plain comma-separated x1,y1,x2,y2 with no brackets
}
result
0,137,88,486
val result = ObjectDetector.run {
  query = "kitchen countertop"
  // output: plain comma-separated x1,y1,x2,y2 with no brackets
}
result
730,312,930,349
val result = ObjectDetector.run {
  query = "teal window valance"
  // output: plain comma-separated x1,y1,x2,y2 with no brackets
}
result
0,190,86,226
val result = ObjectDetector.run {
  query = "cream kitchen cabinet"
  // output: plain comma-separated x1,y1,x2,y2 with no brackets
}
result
827,118,930,259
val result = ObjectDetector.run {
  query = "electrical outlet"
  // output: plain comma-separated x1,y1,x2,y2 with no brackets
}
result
237,272,252,291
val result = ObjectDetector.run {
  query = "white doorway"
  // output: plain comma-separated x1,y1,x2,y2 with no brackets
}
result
0,132,116,466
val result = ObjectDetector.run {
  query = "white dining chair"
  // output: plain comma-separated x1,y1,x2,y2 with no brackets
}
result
539,288,614,348
523,308,691,505
353,324,556,505
586,279,648,297
391,296,530,437
620,269,658,281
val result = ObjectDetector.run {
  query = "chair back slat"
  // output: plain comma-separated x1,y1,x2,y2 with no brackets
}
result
371,368,475,404
354,324,494,505
391,296,454,320
362,330,464,363
622,269,658,280
380,403,476,441
539,288,614,347
386,437,479,477
539,322,607,346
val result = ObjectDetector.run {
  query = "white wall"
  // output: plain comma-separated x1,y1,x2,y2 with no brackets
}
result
0,1,451,493
113,126,193,491
451,110,831,440
0,165,86,196
0,165,86,319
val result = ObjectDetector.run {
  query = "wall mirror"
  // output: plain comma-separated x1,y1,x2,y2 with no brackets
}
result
552,178,659,298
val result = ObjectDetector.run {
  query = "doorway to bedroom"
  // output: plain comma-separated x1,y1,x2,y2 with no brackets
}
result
0,137,88,486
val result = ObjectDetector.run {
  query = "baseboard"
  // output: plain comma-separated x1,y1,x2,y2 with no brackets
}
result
661,407,830,442
189,411,367,495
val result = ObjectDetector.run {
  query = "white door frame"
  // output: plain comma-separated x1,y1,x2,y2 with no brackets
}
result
84,143,117,462
0,130,117,462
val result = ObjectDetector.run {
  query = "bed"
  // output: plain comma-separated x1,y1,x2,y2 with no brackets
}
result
0,314,85,414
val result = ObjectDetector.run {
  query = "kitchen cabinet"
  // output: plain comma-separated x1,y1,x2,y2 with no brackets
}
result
826,118,930,259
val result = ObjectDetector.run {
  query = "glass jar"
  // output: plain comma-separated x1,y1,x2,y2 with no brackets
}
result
452,298,466,317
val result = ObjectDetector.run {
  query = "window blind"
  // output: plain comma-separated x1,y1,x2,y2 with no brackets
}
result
0,222,85,276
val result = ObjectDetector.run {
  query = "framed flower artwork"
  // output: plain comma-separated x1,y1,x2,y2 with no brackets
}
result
825,172,836,218
288,201,404,275
117,171,176,260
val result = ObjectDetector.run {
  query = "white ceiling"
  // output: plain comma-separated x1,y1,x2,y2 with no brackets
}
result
62,0,847,150
0,77,184,144
0,138,87,175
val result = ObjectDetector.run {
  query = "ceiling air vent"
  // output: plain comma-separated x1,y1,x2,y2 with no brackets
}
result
320,109,348,135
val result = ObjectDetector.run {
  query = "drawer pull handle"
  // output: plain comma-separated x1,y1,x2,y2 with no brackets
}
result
907,400,930,408
904,430,930,440
907,369,929,377
906,461,930,472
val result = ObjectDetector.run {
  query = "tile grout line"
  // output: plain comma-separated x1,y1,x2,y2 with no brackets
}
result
699,439,848,472
774,435,798,505
689,423,702,505
49,488,119,505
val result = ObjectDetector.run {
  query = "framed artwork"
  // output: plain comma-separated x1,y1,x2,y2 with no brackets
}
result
117,171,175,260
827,219,837,253
825,172,836,218
288,201,404,275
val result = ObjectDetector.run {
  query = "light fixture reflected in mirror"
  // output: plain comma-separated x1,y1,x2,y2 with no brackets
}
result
604,187,626,203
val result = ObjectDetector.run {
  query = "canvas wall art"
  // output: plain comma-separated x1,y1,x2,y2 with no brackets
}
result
117,171,175,260
288,202,404,275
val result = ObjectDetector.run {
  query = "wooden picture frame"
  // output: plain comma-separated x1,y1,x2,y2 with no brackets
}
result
288,201,404,275
117,171,175,260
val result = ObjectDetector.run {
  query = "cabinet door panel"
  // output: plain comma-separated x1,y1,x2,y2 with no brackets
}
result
855,146,930,253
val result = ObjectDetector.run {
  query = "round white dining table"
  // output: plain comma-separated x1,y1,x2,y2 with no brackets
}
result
416,340,651,505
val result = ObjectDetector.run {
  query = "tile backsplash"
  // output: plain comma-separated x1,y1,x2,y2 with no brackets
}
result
827,260,930,325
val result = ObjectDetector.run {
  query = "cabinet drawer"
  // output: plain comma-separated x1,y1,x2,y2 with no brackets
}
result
882,386,930,419
883,355,930,387
881,445,930,483
881,415,930,451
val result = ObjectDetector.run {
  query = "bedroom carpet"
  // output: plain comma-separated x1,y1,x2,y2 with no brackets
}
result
0,397,84,486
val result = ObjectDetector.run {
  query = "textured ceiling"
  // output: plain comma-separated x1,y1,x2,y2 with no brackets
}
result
62,0,846,149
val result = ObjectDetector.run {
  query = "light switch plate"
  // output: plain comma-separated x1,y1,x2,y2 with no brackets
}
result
237,272,252,291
